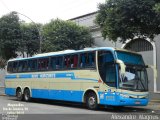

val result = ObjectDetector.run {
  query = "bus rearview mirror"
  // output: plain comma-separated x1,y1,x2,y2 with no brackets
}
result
116,60,126,76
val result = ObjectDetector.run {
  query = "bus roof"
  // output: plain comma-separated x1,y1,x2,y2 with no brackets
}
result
8,47,139,62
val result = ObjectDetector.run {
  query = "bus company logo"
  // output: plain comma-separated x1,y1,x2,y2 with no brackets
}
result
39,74,55,78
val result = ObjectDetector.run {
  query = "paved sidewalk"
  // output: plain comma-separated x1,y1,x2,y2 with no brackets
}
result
131,101,160,114
148,101,160,111
0,86,5,95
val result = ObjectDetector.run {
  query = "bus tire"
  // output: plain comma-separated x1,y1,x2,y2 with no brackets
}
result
24,88,31,102
16,88,23,101
86,92,98,110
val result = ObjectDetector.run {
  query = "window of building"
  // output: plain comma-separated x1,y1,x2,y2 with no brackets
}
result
125,38,153,52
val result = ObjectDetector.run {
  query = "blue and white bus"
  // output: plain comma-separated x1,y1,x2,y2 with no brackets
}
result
5,47,152,109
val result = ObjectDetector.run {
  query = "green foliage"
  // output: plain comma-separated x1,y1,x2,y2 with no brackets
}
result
0,12,41,68
42,19,93,52
0,12,20,60
19,23,40,57
96,0,160,42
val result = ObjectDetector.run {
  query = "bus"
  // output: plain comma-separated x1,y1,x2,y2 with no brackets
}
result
5,47,154,109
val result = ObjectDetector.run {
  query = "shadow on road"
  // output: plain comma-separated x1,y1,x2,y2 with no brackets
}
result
7,96,155,113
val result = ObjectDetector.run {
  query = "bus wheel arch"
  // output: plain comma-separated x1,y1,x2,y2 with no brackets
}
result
83,89,99,110
16,87,23,101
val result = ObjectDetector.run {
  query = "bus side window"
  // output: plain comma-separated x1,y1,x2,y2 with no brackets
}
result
7,62,13,73
80,53,86,68
28,59,37,71
98,51,114,66
18,61,27,72
70,54,78,68
50,57,56,70
64,55,70,69
13,62,18,73
80,52,95,68
56,57,63,69
38,58,49,71
88,52,95,67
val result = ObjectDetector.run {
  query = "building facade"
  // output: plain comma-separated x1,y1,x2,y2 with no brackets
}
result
70,12,160,100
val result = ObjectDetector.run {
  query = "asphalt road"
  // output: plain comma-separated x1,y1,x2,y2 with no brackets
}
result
0,96,160,120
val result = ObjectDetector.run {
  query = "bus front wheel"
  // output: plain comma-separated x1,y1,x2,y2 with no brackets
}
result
24,88,31,102
86,92,98,110
16,88,23,101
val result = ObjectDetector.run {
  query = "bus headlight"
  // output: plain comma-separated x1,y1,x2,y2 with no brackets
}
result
120,94,129,98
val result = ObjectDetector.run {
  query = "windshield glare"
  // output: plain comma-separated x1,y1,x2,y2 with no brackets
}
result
119,66,148,91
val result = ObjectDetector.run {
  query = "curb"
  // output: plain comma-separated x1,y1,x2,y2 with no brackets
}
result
0,94,6,96
150,100,160,103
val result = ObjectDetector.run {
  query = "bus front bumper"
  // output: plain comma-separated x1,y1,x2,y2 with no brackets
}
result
99,92,149,106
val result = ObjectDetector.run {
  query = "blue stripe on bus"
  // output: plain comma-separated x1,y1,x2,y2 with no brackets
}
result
5,88,83,102
5,88,16,96
5,75,17,79
5,88,148,106
5,73,98,82
32,89,83,102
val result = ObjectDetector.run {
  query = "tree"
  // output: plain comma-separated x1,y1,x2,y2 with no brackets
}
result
42,19,93,52
19,23,41,57
0,12,21,60
0,12,41,68
95,0,160,42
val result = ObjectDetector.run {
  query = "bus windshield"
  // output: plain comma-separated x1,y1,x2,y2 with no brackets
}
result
116,51,148,91
116,50,145,65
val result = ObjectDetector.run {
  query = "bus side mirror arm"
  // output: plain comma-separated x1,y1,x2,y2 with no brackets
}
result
116,59,126,76
146,65,157,79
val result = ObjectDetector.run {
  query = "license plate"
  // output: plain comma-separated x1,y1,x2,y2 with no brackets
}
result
135,101,141,104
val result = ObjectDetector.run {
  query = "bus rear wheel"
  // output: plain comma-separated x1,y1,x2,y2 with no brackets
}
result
16,88,23,101
24,88,31,102
86,92,98,110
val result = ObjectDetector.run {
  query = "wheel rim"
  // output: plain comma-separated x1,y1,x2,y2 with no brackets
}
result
17,91,22,98
24,90,30,101
88,96,96,107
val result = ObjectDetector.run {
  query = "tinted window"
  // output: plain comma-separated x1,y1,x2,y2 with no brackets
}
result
7,62,13,73
50,56,63,70
38,58,49,71
79,52,95,68
98,51,114,65
13,61,18,72
70,54,78,68
28,59,37,71
64,54,78,69
18,61,28,72
98,50,116,87
103,63,116,87
116,51,144,65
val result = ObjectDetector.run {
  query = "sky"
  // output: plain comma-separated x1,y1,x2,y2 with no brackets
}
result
0,0,105,24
